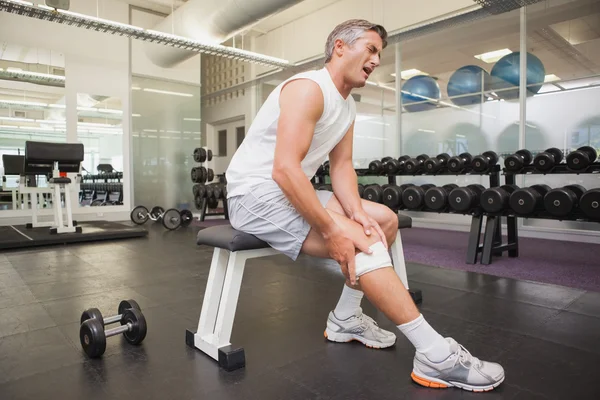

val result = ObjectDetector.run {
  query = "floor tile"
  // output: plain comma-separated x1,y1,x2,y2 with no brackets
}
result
0,302,56,338
564,291,600,318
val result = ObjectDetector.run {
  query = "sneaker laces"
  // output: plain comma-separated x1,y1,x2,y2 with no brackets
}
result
455,344,482,369
358,312,379,327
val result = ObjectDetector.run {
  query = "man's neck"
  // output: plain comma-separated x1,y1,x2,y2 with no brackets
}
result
325,64,352,99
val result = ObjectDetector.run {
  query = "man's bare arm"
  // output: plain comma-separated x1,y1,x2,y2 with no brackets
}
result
272,79,336,238
328,121,362,218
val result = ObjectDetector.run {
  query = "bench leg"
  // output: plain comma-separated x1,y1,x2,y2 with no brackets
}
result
187,248,247,371
391,230,422,305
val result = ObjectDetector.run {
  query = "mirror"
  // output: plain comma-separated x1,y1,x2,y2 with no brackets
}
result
0,42,66,211
76,93,124,207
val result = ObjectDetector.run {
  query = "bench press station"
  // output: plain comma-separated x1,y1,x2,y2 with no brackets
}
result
187,213,420,371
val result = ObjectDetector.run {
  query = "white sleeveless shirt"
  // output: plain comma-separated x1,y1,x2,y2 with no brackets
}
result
226,67,356,198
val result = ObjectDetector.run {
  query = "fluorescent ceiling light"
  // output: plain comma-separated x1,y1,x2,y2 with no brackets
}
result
474,48,512,63
143,88,194,97
132,87,142,91
544,74,561,82
391,69,429,79
143,129,158,133
132,113,141,117
48,104,66,109
36,119,66,124
183,117,201,121
97,108,123,114
366,81,378,86
0,116,34,122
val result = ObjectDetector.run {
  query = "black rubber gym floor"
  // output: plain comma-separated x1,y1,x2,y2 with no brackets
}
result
1,223,599,399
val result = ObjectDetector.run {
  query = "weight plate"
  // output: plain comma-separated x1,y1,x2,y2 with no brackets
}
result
207,197,219,209
400,183,415,190
162,208,182,230
516,149,533,165
381,156,393,163
480,187,510,213
416,154,429,162
207,149,213,162
180,209,193,227
404,159,421,173
207,169,214,182
195,194,203,209
448,187,476,213
564,184,586,199
383,185,402,208
447,156,463,172
544,188,577,217
369,160,382,173
501,184,519,194
402,186,425,210
193,147,207,163
364,185,384,203
459,152,473,164
199,167,207,184
213,184,223,199
398,155,411,162
483,151,498,166
442,184,459,192
533,152,555,172
467,184,486,197
580,188,600,220
579,146,597,162
385,159,401,174
546,147,564,164
471,155,489,173
198,185,207,199
118,299,141,316
504,154,523,171
80,308,103,325
205,185,215,198
424,158,441,173
121,308,147,346
358,184,365,198
424,187,448,211
150,206,164,221
80,318,106,358
531,184,551,197
436,153,451,163
130,205,149,225
509,188,540,215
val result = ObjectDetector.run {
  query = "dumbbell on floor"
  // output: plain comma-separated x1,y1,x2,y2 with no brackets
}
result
448,184,486,213
509,184,551,216
580,188,600,220
81,299,141,326
504,149,533,172
566,146,597,171
79,300,147,358
447,153,473,173
424,184,459,211
423,153,451,174
544,185,586,218
480,185,519,214
534,148,563,172
402,184,436,210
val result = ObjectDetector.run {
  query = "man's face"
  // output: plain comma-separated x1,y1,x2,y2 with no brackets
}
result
340,30,382,88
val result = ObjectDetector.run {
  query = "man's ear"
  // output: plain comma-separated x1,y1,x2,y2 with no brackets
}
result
334,38,345,57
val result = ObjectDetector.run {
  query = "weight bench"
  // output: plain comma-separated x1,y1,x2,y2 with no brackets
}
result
186,213,419,371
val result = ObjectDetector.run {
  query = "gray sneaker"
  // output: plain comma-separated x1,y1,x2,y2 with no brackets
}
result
412,338,505,392
324,308,396,349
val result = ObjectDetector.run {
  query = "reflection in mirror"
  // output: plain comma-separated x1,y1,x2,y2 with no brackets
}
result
0,42,66,211
76,93,124,207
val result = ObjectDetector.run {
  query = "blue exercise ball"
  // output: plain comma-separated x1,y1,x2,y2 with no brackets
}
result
490,52,545,100
401,75,440,112
447,65,491,106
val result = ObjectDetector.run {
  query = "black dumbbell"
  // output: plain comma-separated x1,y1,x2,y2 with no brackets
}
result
191,167,207,184
368,157,393,175
317,184,332,191
382,184,414,209
424,184,458,211
80,307,147,358
364,184,390,203
509,184,551,216
80,299,142,326
480,184,519,213
504,149,533,172
580,188,600,220
566,146,597,171
448,184,486,213
404,154,430,174
447,153,473,173
357,184,365,198
534,148,564,172
544,184,586,218
423,153,451,174
472,151,499,173
385,155,411,174
402,184,436,210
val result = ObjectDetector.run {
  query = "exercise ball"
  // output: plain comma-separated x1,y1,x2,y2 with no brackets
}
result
401,75,440,112
490,52,545,100
447,65,491,106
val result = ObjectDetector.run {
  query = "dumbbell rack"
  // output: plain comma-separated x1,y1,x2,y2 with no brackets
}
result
198,177,229,222
383,165,503,265
480,162,600,265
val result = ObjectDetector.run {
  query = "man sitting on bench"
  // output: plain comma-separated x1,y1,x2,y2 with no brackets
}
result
225,19,505,392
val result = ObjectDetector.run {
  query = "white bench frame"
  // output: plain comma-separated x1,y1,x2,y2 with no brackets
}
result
188,229,410,365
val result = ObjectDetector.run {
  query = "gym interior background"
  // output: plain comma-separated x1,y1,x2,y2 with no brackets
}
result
0,0,600,399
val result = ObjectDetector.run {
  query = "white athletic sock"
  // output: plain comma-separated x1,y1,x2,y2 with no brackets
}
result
397,314,452,363
333,284,364,320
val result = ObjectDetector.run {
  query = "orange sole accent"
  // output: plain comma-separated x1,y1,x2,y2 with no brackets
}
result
411,372,449,389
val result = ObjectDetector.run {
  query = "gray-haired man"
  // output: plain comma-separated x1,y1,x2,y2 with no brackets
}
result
226,19,505,392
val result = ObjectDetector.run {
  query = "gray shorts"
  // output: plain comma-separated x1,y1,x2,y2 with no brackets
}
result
227,181,333,260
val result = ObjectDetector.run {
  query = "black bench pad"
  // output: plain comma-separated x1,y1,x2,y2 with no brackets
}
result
197,214,412,251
